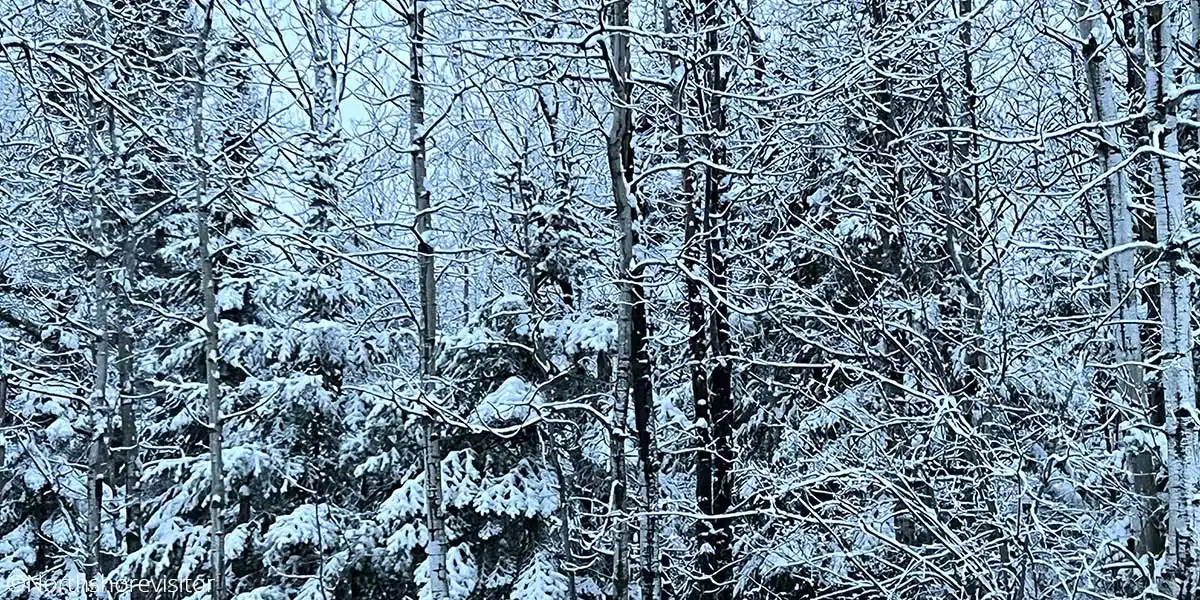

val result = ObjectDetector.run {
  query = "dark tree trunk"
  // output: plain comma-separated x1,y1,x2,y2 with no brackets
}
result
695,1,734,597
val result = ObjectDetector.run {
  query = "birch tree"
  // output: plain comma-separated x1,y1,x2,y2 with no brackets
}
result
411,1,451,598
1145,0,1200,593
1075,0,1163,571
603,0,634,596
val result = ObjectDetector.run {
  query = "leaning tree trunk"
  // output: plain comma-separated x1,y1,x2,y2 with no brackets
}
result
410,3,450,599
1145,2,1200,596
190,5,224,600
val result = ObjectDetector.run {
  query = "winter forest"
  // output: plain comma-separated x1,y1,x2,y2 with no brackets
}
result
7,0,1200,597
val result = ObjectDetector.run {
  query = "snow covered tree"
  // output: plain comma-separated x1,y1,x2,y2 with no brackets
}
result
5,0,1200,599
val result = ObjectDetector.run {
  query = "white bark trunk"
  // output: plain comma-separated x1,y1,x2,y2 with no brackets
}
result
1077,2,1145,398
1076,0,1161,558
1146,2,1200,594
410,2,450,599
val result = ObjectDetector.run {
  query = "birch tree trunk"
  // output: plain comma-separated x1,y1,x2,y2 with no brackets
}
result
190,5,224,599
595,0,661,596
1145,2,1200,594
1075,0,1162,561
411,3,450,598
1192,0,1200,146
604,0,634,596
